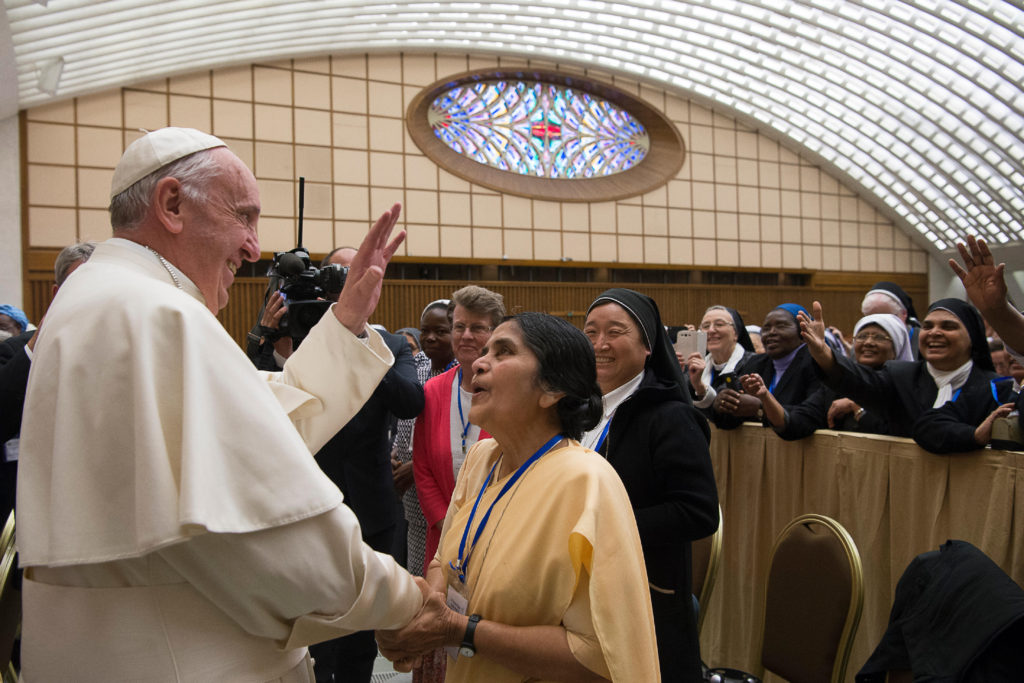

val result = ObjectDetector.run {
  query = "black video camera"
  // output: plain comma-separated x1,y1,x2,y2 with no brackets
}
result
263,247,348,342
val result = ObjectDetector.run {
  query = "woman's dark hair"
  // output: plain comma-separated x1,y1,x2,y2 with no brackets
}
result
512,312,603,440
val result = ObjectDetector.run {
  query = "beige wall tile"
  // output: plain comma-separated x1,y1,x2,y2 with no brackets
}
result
642,236,667,264
692,182,715,211
821,194,840,220
668,208,692,237
332,55,367,78
758,136,780,161
535,230,561,260
438,170,470,192
334,112,368,149
690,106,713,126
170,72,210,97
761,215,781,241
840,196,860,220
369,117,405,152
858,223,877,247
504,229,533,260
294,72,331,110
782,243,802,269
739,240,761,267
439,192,471,226
29,207,77,247
405,223,439,257
693,210,716,239
715,184,737,212
334,185,370,221
780,190,801,216
471,194,502,227
664,97,688,122
589,201,615,233
689,152,714,182
821,219,839,245
859,247,878,271
562,203,590,232
736,131,758,158
301,219,334,254
332,149,368,185
713,127,736,156
502,195,532,229
563,231,590,261
124,90,167,130
133,78,167,92
738,186,759,213
802,218,821,244
294,56,330,74
213,99,254,138
693,238,716,266
781,217,801,243
295,145,332,182
800,166,821,192
800,192,821,218
436,55,468,78
715,157,737,184
618,235,643,263
778,146,799,164
333,77,368,114
761,242,782,269
26,99,74,123
802,245,822,269
329,219,368,252
295,108,331,146
643,206,668,235
404,189,439,224
368,54,403,82
591,233,616,262
669,237,693,265
76,92,122,127
717,240,739,267
369,152,404,188
738,214,760,241
257,217,294,252
910,250,927,273
440,227,471,259
368,82,403,116
822,245,841,269
28,165,76,206
169,95,212,132
839,221,859,246
213,66,253,101
876,248,894,271
533,201,561,231
258,179,295,217
841,246,860,270
893,228,911,249
254,67,292,105
77,168,111,208
716,212,738,240
79,208,111,242
859,202,878,223
303,182,333,220
473,227,503,259
758,161,780,188
28,123,75,164
617,204,642,234
403,54,436,85
405,155,437,190
255,104,293,142
643,184,668,207
667,180,691,208
874,224,894,249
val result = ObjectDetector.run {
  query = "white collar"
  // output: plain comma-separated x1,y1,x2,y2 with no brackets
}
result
602,370,645,419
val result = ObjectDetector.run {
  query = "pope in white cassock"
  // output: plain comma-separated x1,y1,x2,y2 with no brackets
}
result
17,128,426,681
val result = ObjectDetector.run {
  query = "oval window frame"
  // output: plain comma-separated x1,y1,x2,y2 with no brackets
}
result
406,69,685,203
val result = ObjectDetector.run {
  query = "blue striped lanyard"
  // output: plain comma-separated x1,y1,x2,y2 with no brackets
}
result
452,434,563,583
456,367,472,456
594,419,612,453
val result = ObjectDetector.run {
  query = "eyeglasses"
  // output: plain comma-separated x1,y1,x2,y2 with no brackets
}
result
699,320,735,331
452,323,492,337
854,332,892,344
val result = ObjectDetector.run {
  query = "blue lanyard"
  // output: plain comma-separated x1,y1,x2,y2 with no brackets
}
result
452,434,563,583
594,419,612,453
456,367,472,456
991,376,1014,403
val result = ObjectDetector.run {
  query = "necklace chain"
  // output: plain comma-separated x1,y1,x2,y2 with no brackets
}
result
146,246,182,290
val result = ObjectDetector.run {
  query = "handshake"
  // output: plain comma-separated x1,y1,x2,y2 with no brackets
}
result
376,577,468,672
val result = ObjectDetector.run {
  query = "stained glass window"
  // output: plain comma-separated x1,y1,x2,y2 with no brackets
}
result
428,80,650,179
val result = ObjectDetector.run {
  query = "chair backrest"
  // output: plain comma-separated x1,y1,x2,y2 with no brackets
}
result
0,511,18,678
691,504,723,636
757,513,864,683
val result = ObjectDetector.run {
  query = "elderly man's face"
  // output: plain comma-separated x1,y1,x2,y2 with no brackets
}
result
181,149,261,313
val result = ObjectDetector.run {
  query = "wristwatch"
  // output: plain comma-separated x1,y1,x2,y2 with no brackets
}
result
459,614,482,658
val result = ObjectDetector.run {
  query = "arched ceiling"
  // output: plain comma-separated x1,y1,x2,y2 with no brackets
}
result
3,0,1023,259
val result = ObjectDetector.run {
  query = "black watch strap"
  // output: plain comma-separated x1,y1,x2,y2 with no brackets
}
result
459,614,482,657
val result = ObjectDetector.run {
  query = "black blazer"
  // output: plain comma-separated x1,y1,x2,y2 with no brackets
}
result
599,368,719,681
778,384,891,441
0,330,33,443
823,354,1003,442
313,331,424,542
714,346,823,430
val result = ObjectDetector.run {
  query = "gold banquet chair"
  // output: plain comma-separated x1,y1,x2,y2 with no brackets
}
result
0,511,18,683
691,504,723,637
756,513,864,683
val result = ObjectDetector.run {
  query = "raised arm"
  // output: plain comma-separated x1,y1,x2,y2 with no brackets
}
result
333,203,406,335
949,235,1024,352
798,301,835,373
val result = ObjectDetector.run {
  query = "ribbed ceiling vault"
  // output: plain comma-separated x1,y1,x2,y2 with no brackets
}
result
4,0,1023,257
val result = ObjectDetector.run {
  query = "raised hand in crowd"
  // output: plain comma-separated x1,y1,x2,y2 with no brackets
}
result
974,402,1017,447
260,290,293,359
797,301,834,372
950,235,1024,352
685,351,706,394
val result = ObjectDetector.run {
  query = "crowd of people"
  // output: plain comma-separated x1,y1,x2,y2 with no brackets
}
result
3,126,1023,682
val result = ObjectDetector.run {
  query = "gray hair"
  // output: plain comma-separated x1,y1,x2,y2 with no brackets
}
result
861,291,905,317
448,285,506,328
108,149,223,231
54,241,97,286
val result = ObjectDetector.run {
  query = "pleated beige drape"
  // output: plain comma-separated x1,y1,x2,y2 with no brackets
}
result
700,425,1024,682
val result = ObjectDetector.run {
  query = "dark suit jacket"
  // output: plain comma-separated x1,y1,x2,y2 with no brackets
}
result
713,346,823,430
313,331,424,543
0,330,34,520
599,368,719,681
778,384,891,440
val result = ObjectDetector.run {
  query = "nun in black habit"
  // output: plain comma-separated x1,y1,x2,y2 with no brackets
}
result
581,288,719,682
801,298,1013,452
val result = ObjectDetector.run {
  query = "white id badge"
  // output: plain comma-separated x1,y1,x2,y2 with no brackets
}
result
444,580,469,660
